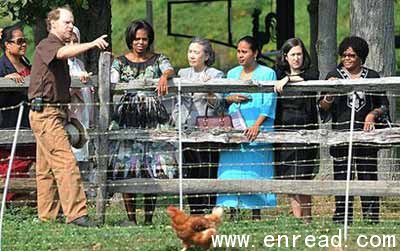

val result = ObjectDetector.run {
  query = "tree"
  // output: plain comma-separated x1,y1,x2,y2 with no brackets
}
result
72,0,112,74
316,0,337,79
307,0,318,71
0,0,111,74
316,0,337,179
350,0,396,77
350,0,397,180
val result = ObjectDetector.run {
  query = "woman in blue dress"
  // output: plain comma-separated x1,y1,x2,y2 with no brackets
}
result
217,36,277,220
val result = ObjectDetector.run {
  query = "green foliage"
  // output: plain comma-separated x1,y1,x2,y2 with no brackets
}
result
2,0,398,72
111,0,399,73
0,0,90,25
111,0,278,71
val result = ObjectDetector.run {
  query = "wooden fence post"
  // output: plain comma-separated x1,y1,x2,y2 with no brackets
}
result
317,0,337,179
95,52,111,224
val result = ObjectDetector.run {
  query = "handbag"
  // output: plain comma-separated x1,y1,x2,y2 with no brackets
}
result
196,105,232,129
117,93,170,128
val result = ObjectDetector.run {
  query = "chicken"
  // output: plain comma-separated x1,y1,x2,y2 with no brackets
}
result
166,206,224,251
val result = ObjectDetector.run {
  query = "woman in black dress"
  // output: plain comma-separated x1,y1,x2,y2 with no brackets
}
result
319,36,389,224
274,38,319,223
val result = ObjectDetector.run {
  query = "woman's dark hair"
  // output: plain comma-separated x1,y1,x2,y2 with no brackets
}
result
237,36,260,58
125,19,154,50
276,37,311,72
0,23,24,52
338,36,369,64
189,37,216,66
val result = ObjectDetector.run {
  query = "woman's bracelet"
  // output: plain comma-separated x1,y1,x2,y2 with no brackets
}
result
323,95,334,104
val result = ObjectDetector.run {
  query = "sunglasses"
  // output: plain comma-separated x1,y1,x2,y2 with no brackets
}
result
8,37,27,46
341,53,357,59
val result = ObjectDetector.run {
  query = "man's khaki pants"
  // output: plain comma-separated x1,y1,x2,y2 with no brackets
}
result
29,106,87,223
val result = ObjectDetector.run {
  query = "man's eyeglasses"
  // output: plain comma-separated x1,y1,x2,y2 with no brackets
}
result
8,37,27,46
341,53,357,59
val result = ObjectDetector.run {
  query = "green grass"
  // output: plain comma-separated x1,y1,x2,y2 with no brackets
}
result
3,196,400,250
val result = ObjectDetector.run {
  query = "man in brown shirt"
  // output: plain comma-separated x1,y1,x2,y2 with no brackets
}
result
28,6,108,227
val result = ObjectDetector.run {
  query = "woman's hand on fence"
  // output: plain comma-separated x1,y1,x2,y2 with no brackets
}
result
108,120,120,130
157,75,169,96
244,125,260,141
319,94,334,111
364,113,376,132
225,94,249,104
274,76,289,94
79,71,92,84
207,92,217,107
5,72,24,84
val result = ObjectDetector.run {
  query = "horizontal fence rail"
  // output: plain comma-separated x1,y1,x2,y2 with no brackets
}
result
0,76,97,90
1,126,399,146
2,75,398,93
113,77,400,93
0,178,96,192
0,51,399,226
2,178,400,197
106,179,400,197
105,127,400,146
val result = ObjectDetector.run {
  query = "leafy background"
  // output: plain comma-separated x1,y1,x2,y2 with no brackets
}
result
0,0,399,73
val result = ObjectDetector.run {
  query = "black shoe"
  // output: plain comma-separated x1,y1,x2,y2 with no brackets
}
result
69,216,98,227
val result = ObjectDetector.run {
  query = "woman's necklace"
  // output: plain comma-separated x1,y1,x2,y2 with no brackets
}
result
342,67,362,79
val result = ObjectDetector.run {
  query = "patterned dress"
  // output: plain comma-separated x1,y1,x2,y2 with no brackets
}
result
216,64,277,209
109,54,177,180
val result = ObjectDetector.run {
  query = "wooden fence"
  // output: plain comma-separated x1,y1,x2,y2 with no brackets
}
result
0,52,399,224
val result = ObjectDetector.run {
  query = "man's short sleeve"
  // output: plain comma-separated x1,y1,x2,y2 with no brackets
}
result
40,39,63,65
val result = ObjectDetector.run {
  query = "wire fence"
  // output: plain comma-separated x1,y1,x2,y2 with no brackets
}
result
0,52,399,250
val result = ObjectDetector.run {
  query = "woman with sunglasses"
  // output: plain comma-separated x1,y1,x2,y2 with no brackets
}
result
0,23,35,204
0,23,29,84
319,36,390,224
0,23,31,128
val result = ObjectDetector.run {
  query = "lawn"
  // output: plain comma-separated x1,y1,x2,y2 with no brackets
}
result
3,195,400,250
